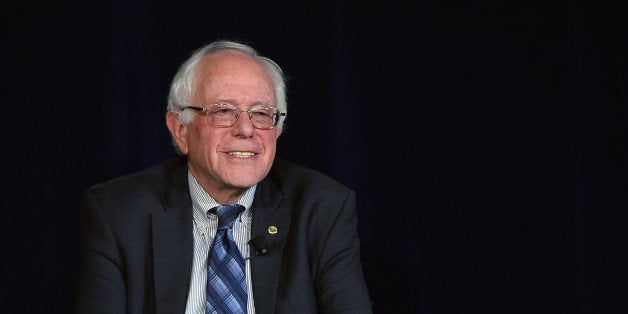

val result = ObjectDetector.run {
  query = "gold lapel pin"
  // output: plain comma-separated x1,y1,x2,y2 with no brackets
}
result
267,225,278,234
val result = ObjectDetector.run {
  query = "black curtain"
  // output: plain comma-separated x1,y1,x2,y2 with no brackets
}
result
4,1,626,313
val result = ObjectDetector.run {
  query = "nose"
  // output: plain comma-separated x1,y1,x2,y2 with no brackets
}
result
231,112,255,138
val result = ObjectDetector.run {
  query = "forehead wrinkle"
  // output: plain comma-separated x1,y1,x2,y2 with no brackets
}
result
197,80,275,109
192,51,276,107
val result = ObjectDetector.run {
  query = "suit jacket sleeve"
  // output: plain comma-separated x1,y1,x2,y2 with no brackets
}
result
75,188,127,314
313,190,373,313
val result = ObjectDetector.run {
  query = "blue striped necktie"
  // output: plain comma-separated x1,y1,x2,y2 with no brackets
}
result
206,204,247,314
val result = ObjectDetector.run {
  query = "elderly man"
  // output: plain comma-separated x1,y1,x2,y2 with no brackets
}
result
76,40,373,313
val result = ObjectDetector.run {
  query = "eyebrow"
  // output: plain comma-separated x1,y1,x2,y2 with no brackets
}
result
208,99,274,108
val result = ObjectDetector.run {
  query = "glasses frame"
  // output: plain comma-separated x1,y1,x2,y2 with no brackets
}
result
185,103,286,129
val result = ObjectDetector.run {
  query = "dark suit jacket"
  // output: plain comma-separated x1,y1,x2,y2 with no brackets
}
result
76,157,372,313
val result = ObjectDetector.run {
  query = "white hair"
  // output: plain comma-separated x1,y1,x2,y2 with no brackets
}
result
167,40,288,128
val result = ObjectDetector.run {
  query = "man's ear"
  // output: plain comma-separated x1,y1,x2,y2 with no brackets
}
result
166,111,189,154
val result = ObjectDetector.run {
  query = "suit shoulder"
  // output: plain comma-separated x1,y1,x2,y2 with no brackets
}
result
268,159,353,196
86,157,186,196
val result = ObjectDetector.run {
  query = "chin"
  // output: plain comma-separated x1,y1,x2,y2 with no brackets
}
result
217,159,272,187
225,174,265,189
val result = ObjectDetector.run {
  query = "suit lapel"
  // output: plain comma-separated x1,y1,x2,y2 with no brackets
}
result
250,176,291,313
149,158,292,313
152,163,194,314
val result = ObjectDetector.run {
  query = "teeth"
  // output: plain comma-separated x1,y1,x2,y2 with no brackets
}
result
229,151,255,158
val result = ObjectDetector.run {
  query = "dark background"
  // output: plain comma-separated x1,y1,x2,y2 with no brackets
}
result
3,1,626,313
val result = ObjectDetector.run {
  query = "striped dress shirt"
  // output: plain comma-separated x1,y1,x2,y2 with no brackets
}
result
184,171,257,314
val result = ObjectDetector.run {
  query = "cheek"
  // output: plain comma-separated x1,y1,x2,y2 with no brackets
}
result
266,129,281,143
188,126,203,150
262,134,279,156
188,126,220,156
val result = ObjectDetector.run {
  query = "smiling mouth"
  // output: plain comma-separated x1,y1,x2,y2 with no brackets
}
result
228,151,256,158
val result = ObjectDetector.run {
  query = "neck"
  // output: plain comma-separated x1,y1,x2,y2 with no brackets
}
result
187,163,253,205
197,180,247,205
209,188,246,205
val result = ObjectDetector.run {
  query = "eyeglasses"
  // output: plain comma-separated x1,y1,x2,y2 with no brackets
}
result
186,103,286,130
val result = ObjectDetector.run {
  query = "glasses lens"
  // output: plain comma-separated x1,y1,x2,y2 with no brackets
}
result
250,107,277,129
207,104,237,127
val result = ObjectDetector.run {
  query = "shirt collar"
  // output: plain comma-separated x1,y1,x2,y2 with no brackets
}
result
187,170,255,223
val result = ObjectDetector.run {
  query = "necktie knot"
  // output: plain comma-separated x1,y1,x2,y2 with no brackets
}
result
210,204,244,229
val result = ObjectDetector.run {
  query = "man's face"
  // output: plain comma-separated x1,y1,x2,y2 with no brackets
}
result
173,51,281,200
